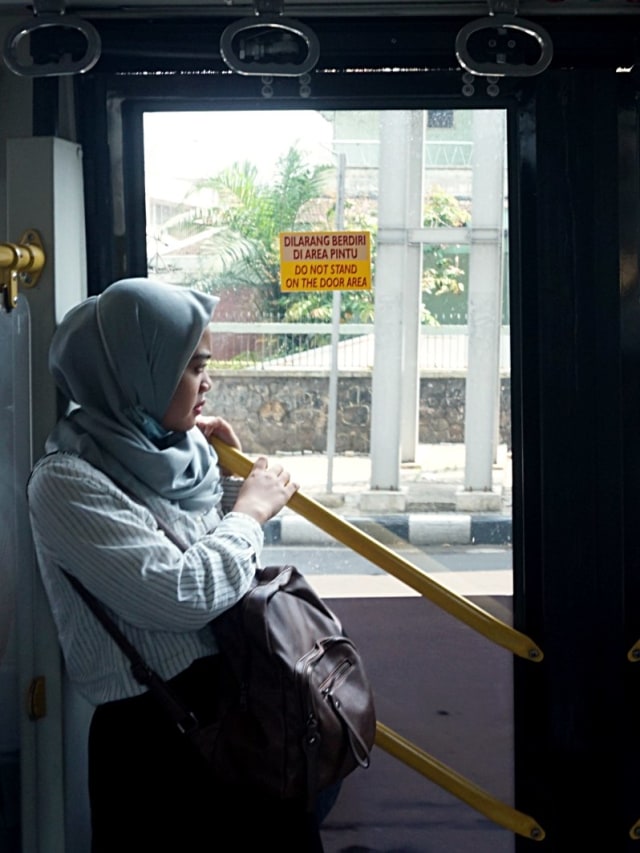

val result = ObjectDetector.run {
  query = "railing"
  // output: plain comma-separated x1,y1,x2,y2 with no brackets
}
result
209,322,511,372
333,139,473,169
210,436,544,842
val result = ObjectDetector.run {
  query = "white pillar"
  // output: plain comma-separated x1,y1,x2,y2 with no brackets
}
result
399,112,425,463
456,111,506,511
369,111,412,497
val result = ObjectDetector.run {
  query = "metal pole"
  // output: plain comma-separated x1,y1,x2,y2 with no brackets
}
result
326,153,346,492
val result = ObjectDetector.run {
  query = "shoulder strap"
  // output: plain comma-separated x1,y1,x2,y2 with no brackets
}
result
64,571,198,734
62,471,200,729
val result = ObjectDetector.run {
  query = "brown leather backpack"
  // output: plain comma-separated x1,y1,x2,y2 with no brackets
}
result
67,562,376,808
202,564,376,804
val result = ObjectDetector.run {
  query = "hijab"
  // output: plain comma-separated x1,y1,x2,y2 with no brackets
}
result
46,278,223,512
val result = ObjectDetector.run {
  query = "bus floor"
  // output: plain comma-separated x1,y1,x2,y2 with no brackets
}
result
320,594,514,853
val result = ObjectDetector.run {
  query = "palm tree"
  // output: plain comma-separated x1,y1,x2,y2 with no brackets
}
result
161,155,466,327
178,146,335,319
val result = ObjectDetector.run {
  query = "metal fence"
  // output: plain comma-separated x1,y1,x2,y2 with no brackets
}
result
209,323,511,372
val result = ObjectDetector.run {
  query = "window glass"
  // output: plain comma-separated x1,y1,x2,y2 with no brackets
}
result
144,108,514,853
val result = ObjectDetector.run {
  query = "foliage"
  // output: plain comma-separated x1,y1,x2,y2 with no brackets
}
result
423,185,470,229
421,185,469,325
177,147,335,319
163,154,467,327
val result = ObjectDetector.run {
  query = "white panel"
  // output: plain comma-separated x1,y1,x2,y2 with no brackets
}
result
0,297,31,853
7,136,89,853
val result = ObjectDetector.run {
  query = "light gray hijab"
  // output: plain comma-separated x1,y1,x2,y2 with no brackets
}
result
46,278,222,512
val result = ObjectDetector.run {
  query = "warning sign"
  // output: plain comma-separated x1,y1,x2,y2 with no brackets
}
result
279,231,371,292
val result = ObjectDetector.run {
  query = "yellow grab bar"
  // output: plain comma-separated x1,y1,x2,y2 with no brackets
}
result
209,437,543,662
375,722,545,841
212,438,546,838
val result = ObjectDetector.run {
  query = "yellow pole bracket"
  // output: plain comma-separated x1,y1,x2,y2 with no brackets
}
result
0,229,46,312
627,639,640,663
375,722,545,841
209,437,543,662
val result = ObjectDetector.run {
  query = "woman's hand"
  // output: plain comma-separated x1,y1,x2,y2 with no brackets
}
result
196,415,242,450
196,416,242,475
232,457,299,526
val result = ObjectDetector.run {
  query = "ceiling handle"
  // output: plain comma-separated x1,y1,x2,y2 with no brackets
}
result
220,14,319,77
455,14,553,78
3,13,101,77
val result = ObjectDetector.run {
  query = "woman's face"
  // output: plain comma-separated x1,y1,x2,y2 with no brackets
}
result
161,327,213,432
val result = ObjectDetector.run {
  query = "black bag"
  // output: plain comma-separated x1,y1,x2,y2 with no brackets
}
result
66,563,376,806
200,564,376,802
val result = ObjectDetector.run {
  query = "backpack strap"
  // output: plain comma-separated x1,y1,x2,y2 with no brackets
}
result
62,470,198,727
64,570,199,734
61,465,197,729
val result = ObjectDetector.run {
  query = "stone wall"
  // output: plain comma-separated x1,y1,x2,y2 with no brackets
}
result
208,371,512,454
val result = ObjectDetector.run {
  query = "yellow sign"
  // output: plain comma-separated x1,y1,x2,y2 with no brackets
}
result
279,231,371,292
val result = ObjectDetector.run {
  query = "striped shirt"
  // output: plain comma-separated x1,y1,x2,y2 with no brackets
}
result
27,452,263,706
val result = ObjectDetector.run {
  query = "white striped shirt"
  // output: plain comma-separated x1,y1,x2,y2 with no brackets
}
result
27,452,263,705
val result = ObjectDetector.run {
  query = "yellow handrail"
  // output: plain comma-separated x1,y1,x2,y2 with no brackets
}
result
209,437,543,663
211,438,546,839
376,722,545,841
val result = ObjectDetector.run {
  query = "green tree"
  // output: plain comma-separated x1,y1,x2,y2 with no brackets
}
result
168,145,377,322
166,158,466,327
421,185,470,325
176,147,335,319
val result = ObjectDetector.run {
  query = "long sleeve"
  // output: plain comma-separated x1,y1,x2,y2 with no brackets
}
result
27,452,263,704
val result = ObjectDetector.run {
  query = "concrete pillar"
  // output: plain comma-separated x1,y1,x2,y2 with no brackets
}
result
400,112,425,463
368,111,414,506
456,111,506,512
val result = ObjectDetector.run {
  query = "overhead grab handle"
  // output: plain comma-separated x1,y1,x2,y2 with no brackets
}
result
3,13,101,77
220,14,320,77
455,14,553,77
209,437,544,663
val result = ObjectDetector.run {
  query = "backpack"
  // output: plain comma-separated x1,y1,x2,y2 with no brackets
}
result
198,564,377,804
67,562,376,807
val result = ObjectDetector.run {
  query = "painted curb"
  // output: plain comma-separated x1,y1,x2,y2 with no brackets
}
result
263,513,512,547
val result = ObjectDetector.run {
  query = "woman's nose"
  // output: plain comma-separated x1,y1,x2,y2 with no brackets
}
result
200,371,212,391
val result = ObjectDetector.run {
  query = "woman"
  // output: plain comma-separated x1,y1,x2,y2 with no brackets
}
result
27,278,324,851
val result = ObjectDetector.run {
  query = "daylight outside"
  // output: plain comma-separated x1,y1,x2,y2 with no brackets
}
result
142,108,515,853
143,108,508,488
